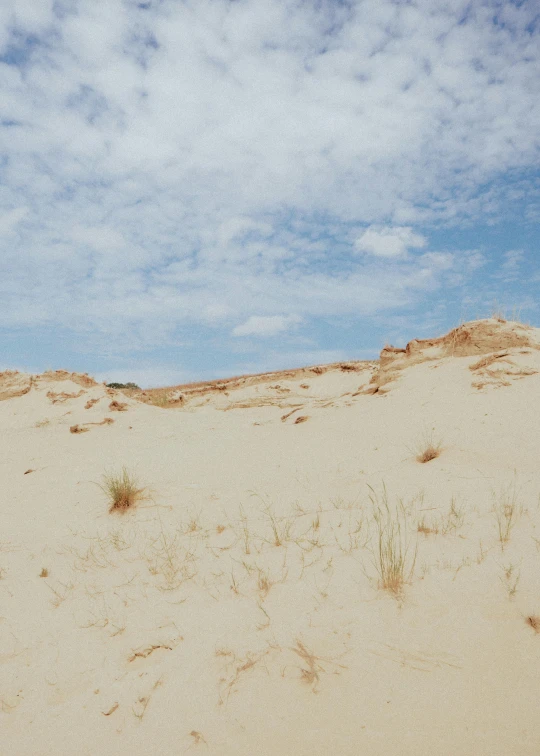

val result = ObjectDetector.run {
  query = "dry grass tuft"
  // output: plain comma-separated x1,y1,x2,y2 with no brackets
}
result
99,467,145,513
189,731,207,746
492,478,519,548
415,432,442,463
294,415,309,424
501,563,520,598
417,498,465,537
289,639,346,692
260,501,294,547
417,519,439,536
526,615,540,633
291,640,323,690
369,484,417,595
39,567,49,578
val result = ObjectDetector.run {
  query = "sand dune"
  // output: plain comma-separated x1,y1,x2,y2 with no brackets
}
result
2,318,540,755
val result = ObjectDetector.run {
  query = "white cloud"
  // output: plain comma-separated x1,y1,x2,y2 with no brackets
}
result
0,206,28,235
502,249,524,271
233,315,302,338
496,248,525,282
354,226,427,258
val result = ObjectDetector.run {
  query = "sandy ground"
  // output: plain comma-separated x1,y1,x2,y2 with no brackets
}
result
2,318,540,755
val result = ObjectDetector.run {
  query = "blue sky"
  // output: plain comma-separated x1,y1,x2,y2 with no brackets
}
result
1,0,539,387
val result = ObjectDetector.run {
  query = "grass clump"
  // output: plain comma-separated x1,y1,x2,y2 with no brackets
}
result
492,478,519,548
369,484,417,595
414,429,442,463
100,467,144,513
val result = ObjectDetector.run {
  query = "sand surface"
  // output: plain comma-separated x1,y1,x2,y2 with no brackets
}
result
2,318,540,755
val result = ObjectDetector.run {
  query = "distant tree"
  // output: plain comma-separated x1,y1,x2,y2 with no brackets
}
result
106,382,140,390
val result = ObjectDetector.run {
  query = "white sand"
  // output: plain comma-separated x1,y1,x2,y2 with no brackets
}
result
2,318,540,755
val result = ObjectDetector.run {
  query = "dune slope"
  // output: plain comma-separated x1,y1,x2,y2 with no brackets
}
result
1,319,540,755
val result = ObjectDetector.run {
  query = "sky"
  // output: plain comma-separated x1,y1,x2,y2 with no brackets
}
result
1,0,539,387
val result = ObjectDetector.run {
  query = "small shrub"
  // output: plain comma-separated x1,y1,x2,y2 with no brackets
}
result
99,467,144,513
106,382,140,390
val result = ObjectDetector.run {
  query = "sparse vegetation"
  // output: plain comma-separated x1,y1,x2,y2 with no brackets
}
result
526,615,540,634
149,395,170,408
369,484,417,595
417,497,465,536
492,478,519,547
258,499,295,547
145,523,197,590
417,518,438,535
501,563,520,598
99,467,145,513
291,640,324,691
442,496,465,534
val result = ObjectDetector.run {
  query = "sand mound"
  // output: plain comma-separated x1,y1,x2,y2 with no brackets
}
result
0,370,33,400
0,369,98,403
366,319,540,395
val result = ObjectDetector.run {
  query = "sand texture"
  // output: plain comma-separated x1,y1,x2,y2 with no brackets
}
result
2,318,540,755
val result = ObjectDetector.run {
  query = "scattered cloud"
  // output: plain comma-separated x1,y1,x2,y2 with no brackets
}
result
502,249,525,271
354,226,426,258
233,314,302,338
